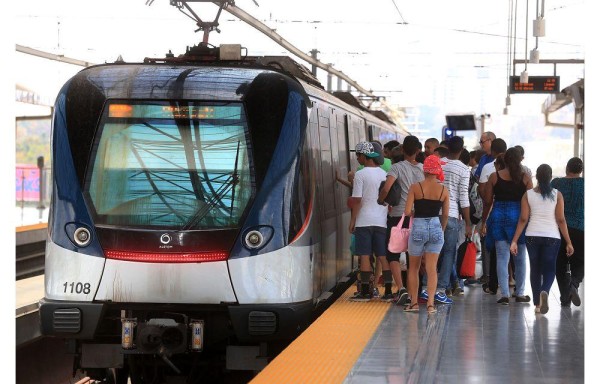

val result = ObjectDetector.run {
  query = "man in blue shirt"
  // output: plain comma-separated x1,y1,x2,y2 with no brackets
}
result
474,131,496,181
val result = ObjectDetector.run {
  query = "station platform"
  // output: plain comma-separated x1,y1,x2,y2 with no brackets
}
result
251,279,585,384
16,268,586,383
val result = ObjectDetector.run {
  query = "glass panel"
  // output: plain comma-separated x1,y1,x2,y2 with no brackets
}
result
86,101,253,229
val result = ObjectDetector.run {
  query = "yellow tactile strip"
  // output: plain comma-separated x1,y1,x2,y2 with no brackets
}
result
16,223,47,232
250,286,391,384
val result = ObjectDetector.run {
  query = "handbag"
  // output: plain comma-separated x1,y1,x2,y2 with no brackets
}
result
388,214,413,253
379,180,401,206
457,236,478,279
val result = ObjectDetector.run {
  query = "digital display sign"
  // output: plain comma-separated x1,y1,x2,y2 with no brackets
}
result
445,114,476,131
108,103,242,120
509,76,560,94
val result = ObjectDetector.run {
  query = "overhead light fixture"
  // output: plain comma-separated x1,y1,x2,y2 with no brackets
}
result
533,17,545,37
503,107,509,115
505,95,511,106
520,70,529,84
530,48,540,64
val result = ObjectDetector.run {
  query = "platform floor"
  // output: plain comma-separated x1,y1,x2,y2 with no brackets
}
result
252,271,585,384
346,281,585,384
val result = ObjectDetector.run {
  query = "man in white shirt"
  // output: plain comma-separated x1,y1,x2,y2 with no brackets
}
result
478,138,508,208
349,142,390,301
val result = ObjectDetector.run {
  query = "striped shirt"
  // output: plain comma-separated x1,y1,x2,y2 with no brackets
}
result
441,158,471,219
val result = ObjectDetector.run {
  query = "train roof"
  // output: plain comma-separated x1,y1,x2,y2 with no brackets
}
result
74,44,399,129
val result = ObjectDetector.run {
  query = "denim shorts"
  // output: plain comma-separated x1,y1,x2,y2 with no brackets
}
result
408,217,444,256
354,226,387,257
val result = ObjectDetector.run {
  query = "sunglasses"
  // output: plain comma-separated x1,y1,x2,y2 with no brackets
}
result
479,139,491,144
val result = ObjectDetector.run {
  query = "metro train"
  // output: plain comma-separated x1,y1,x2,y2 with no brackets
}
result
39,44,410,382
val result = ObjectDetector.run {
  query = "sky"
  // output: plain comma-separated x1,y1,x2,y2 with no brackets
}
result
7,0,590,171
10,0,586,109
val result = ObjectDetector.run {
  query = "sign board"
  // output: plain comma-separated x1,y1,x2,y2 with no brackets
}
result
509,76,560,94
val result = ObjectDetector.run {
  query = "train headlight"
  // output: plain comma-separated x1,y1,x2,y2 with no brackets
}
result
245,230,264,249
73,227,92,247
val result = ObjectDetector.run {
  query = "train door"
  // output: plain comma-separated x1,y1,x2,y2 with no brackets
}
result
316,107,338,292
307,107,324,299
334,112,351,280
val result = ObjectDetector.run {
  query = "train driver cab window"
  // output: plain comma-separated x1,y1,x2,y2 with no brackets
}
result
85,101,254,229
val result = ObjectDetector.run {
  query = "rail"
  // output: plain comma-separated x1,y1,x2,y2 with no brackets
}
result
16,223,47,280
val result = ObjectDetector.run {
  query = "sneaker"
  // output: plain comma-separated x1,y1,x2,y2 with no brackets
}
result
419,289,429,303
381,293,395,302
434,292,453,304
497,297,510,305
445,288,453,297
349,293,372,302
540,291,549,314
515,295,531,303
570,286,581,307
396,288,409,306
452,281,460,291
372,287,381,298
453,287,464,296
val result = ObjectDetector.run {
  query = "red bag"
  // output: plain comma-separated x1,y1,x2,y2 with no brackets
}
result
457,237,477,279
388,214,412,253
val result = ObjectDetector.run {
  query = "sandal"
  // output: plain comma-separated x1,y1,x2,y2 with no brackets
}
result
427,305,437,314
404,303,419,312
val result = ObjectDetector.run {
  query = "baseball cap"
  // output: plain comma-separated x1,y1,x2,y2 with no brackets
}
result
355,141,380,159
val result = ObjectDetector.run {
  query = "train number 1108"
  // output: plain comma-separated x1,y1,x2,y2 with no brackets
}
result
63,282,91,295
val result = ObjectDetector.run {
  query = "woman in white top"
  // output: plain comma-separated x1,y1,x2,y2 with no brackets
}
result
510,164,574,314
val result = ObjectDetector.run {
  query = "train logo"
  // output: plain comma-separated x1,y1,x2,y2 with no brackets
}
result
160,234,172,245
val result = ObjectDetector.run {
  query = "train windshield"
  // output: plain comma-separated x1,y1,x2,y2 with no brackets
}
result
85,101,254,230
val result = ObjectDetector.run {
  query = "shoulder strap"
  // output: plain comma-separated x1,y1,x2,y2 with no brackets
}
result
418,182,424,197
439,185,445,200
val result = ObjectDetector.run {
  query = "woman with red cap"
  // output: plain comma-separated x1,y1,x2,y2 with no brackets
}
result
403,155,449,314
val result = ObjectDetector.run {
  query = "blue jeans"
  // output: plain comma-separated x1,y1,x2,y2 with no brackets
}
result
420,217,460,290
495,240,526,298
526,236,561,305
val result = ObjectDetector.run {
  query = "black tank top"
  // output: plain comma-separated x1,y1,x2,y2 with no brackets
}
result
414,182,444,218
493,171,527,201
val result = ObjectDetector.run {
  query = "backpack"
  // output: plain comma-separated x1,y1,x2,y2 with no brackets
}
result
469,175,483,224
456,236,478,279
379,180,401,206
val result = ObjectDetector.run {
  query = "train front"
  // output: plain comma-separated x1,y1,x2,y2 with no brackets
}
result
39,61,315,377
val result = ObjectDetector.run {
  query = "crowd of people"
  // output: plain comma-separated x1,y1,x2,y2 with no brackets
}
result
342,133,584,315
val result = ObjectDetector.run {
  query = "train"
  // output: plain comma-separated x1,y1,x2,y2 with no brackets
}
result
38,43,410,383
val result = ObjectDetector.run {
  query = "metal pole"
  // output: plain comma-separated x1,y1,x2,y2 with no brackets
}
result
310,49,318,77
480,114,486,134
573,112,579,158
